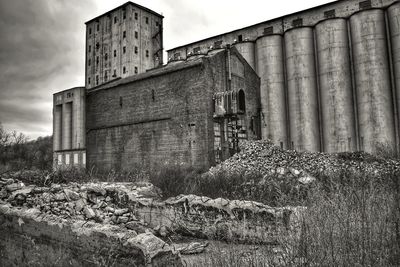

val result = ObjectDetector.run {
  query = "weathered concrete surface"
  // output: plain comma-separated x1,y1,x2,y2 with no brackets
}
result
0,204,182,266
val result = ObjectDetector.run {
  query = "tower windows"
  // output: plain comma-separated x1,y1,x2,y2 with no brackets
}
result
88,45,91,53
134,66,138,74
88,59,91,66
123,8,126,19
123,46,126,54
135,31,138,39
123,31,126,38
123,66,126,74
88,77,91,84
105,53,108,61
96,56,99,65
134,46,138,54
145,17,149,24
96,75,99,85
114,16,117,24
114,50,117,57
238,34,243,42
96,23,99,31
146,50,149,57
89,27,92,35
104,71,108,81
134,12,138,20
113,69,117,77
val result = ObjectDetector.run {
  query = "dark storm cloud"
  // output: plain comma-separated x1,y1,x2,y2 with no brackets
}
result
0,0,93,139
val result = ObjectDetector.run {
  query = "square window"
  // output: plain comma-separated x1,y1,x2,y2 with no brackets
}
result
82,153,86,165
97,24,99,31
96,75,99,85
88,59,91,66
156,21,159,27
114,16,117,24
123,66,126,74
134,46,138,54
134,13,138,20
123,46,126,54
88,77,91,84
89,27,92,35
146,50,149,57
134,66,138,74
74,153,79,164
238,35,243,42
135,31,138,39
145,17,149,24
113,69,117,77
123,31,126,38
88,45,91,53
57,154,62,165
65,154,70,165
114,50,117,57
123,10,126,19
105,53,108,61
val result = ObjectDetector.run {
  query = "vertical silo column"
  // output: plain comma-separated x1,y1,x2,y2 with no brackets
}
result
255,35,288,148
316,19,357,152
350,9,395,152
388,2,400,149
53,105,62,151
62,102,72,150
285,27,320,152
233,41,256,70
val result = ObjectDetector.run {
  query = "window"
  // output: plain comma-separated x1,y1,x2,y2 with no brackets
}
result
146,50,149,57
88,45,91,53
113,69,117,77
123,66,126,74
263,26,273,35
134,12,138,20
134,66,138,74
193,47,201,54
105,53,108,61
135,31,138,39
104,71,108,81
123,9,126,19
66,92,73,98
114,16,117,24
151,89,155,101
82,153,86,165
96,56,99,65
65,154,70,165
174,52,181,60
324,9,336,18
214,40,222,48
135,46,138,54
156,21,159,27
359,0,371,9
89,27,92,35
96,42,100,50
123,31,126,38
57,155,62,165
88,59,91,66
292,18,303,27
238,35,243,42
145,17,149,24
123,46,126,54
96,75,99,85
114,50,117,57
120,96,123,107
74,153,79,164
96,23,99,31
88,77,91,84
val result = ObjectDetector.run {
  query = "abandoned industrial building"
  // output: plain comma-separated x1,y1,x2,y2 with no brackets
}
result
53,0,400,171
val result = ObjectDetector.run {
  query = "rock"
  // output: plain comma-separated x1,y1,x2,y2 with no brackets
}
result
105,196,112,202
86,185,106,196
6,183,23,192
178,242,209,255
83,206,96,219
87,193,98,204
118,216,129,224
54,193,66,201
0,189,8,199
50,184,61,193
298,175,316,185
159,226,169,237
75,199,86,212
64,189,80,201
276,167,286,175
126,221,139,230
114,208,129,216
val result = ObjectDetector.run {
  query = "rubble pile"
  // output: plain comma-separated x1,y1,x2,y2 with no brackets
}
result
0,178,163,235
208,140,400,182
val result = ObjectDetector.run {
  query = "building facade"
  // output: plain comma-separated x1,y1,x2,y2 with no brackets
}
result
85,2,163,89
85,48,260,171
167,0,400,153
53,87,86,169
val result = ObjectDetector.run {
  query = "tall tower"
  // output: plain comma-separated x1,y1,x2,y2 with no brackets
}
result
85,2,163,89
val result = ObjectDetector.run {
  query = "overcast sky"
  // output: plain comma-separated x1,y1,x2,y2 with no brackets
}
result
0,0,332,140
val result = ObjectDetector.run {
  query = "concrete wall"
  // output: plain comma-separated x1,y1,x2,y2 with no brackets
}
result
167,0,400,153
86,48,260,172
53,87,86,169
86,2,163,89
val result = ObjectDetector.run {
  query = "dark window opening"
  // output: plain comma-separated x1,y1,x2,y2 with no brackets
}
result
88,77,91,84
324,9,336,18
174,52,180,60
238,35,243,42
123,66,126,74
292,18,303,27
114,16,117,24
280,142,283,149
123,46,126,54
359,0,371,9
134,66,138,74
114,50,117,57
104,71,108,81
263,26,273,35
123,31,126,38
88,59,91,66
120,96,123,107
134,12,138,20
214,40,222,48
151,89,155,101
238,90,246,112
135,31,138,39
105,53,108,61
96,56,99,65
96,75,99,85
96,23,99,31
145,17,149,24
193,47,201,54
113,69,117,77
123,9,126,19
156,21,159,27
146,50,149,57
89,27,92,35
88,45,91,53
96,42,100,50
135,46,138,54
